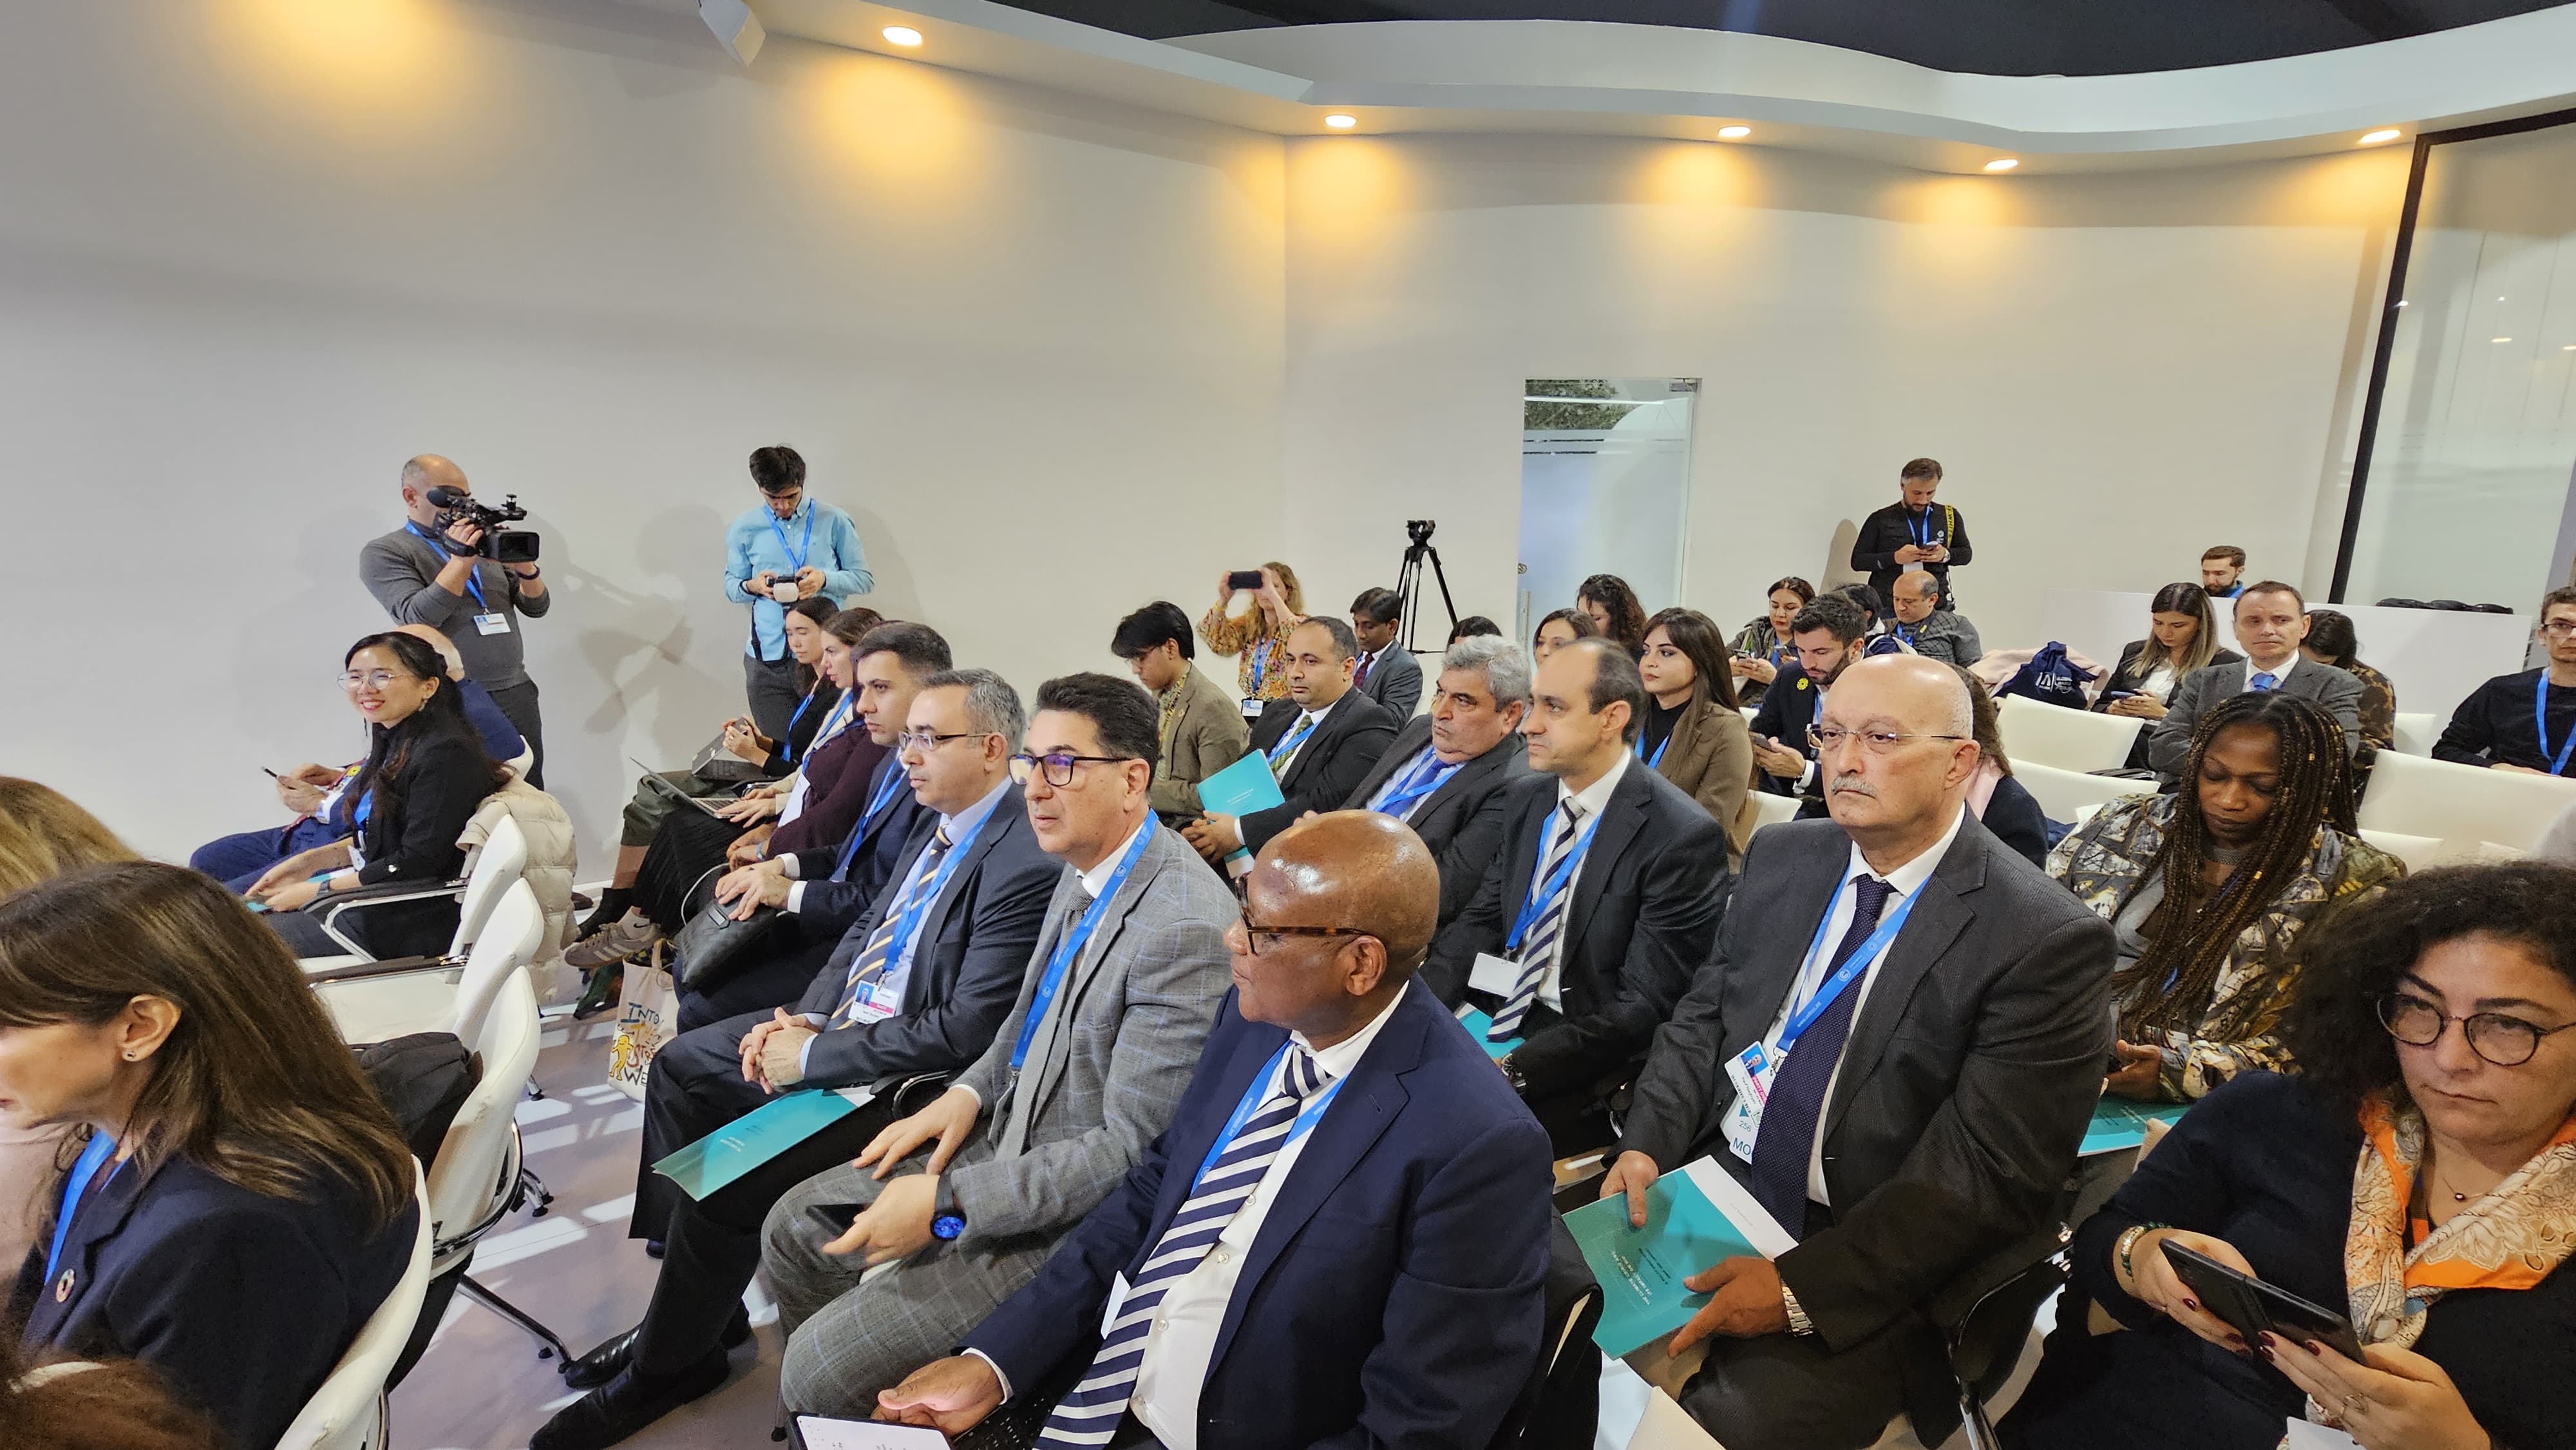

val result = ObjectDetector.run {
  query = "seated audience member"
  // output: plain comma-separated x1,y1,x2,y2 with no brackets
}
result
2434,585,2576,775
1532,606,1598,663
0,863,419,1450
1956,668,2049,867
1885,570,1982,664
876,813,1554,1449
2093,583,2239,770
2302,608,2396,760
1852,457,1970,612
534,672,1061,1448
1748,593,1871,816
2150,582,2364,780
751,675,1236,1425
0,1331,219,1450
1339,635,1533,927
2200,543,2246,598
393,623,527,765
1639,607,1752,843
1579,574,1651,658
1348,586,1424,718
1183,617,1398,864
1730,576,1814,712
1425,638,1733,1153
2052,693,2401,1101
1199,562,1304,710
1112,601,1251,820
2001,865,2576,1450
578,596,849,938
1601,655,2113,1450
1447,614,1502,645
1833,582,1913,659
245,631,508,959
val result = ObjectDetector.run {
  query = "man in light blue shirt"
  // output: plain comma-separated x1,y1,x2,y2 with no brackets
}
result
726,445,873,737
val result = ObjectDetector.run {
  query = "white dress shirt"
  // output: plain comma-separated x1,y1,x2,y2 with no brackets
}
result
1751,804,1966,1206
1267,695,1342,778
1362,742,1455,820
1795,683,1830,792
1528,749,1631,1010
951,812,1150,1112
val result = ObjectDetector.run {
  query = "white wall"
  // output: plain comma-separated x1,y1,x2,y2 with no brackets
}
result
1276,133,2409,648
0,0,1286,862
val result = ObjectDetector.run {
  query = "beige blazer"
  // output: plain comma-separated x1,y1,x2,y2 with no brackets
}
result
1654,686,1754,852
1150,664,1253,816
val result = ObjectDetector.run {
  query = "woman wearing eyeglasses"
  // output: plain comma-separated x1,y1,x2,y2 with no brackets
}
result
2002,863,2576,1450
245,631,507,959
2048,692,2403,1102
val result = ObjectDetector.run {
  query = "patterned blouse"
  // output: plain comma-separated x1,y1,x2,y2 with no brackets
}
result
2346,659,2398,754
2047,793,2403,1100
1197,605,1296,702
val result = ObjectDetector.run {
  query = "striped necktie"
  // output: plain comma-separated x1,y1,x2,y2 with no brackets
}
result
828,825,952,1028
1267,712,1320,773
1490,799,1587,1037
1036,1046,1332,1449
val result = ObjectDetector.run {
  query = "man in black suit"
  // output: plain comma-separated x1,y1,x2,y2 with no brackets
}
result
1600,654,2114,1450
536,669,1063,1449
1184,615,1398,863
1340,634,1532,927
1748,593,1870,817
1350,585,1425,718
1424,637,1734,1154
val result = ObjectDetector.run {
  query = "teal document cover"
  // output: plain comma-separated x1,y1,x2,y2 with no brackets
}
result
652,1086,875,1200
2080,1097,2191,1156
1562,1158,1796,1358
1456,1007,1520,1060
1197,750,1286,818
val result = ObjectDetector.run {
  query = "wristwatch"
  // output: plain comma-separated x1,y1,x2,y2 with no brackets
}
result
1498,1056,1529,1094
931,1180,966,1241
1781,1283,1815,1337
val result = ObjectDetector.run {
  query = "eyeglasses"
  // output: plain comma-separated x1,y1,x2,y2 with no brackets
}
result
897,729,991,755
2541,621,2576,639
2379,992,2576,1068
1806,724,1969,756
1009,750,1133,787
339,670,415,692
1235,910,1375,957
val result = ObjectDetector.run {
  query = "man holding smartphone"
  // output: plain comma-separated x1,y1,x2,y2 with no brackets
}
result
725,445,873,740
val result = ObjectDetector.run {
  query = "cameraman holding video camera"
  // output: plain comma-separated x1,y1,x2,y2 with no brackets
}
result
360,453,553,784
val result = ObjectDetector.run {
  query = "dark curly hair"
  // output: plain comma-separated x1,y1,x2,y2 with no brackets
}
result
1576,574,1650,657
2281,863,2576,1120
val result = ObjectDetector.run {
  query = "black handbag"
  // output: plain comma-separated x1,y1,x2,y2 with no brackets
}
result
667,863,782,992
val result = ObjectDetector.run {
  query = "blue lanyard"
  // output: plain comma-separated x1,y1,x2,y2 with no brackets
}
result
832,758,914,877
784,688,821,757
1907,507,1942,549
1647,735,1672,769
1267,711,1319,766
1778,878,1924,1054
352,787,376,831
407,522,486,610
1012,823,1155,1070
1894,623,1919,648
766,504,815,576
2537,673,2576,777
1505,810,1604,952
1372,749,1455,818
1247,638,1274,695
872,809,990,982
44,1135,118,1288
1192,1042,1346,1191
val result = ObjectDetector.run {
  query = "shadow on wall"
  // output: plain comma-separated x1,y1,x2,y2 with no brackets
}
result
574,503,724,735
1821,519,1868,592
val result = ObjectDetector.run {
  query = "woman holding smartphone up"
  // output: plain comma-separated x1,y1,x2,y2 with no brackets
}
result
1198,562,1305,711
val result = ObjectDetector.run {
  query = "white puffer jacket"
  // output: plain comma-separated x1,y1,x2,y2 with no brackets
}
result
460,779,579,961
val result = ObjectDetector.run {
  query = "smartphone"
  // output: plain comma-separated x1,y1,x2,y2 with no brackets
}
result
2101,689,2139,702
1227,570,1265,591
261,766,281,779
2160,1241,2365,1360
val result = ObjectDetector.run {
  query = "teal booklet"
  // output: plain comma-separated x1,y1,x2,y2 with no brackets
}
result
1562,1157,1796,1358
1456,1006,1520,1060
1197,749,1285,819
2081,1097,2191,1156
652,1086,876,1200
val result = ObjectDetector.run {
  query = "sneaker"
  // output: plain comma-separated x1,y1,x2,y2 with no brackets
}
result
562,910,658,972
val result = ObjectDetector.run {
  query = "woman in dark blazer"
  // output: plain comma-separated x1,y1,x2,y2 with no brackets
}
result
0,863,420,1450
2002,865,2576,1450
248,630,507,959
1637,608,1753,851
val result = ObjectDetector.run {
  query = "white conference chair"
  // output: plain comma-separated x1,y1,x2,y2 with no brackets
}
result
2014,762,2156,825
2388,712,2439,758
1736,791,1803,840
298,815,531,972
430,965,574,1365
2358,828,2451,874
2357,750,2576,859
311,880,546,1047
272,1163,433,1450
1997,695,2145,775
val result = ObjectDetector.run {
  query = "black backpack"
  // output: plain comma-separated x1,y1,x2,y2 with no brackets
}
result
354,1032,480,1173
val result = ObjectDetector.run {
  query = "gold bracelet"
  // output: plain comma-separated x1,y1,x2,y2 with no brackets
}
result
2116,1221,2169,1289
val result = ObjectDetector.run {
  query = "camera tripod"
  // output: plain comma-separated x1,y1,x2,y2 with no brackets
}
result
1396,520,1458,652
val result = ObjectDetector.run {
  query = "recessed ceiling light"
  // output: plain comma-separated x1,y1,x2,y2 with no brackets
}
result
882,25,923,46
1323,113,1358,129
1717,125,1751,140
2494,337,2514,343
2359,128,2402,145
1984,158,2019,172
2564,344,2576,351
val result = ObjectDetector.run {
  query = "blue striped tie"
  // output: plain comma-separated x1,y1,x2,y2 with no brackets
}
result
1266,713,1319,773
1490,800,1586,1037
1036,1047,1330,1448
828,826,951,1028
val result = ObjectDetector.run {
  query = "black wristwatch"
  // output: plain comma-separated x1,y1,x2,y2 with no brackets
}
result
1499,1056,1530,1095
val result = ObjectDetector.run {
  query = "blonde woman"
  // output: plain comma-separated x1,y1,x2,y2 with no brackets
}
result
1199,561,1306,706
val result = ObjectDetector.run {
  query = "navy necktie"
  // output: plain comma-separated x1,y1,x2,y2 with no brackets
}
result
1748,874,1895,1236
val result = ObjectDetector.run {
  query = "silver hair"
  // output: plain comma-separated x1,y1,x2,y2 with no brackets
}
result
921,668,1026,749
1441,635,1531,706
1938,669,1975,739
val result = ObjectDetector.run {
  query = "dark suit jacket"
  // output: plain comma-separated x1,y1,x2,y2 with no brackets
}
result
961,984,1553,1450
1356,643,1423,719
2147,658,2365,778
1242,693,1399,852
1618,816,2112,1357
14,1152,418,1450
1850,500,1973,610
1338,717,1531,927
1747,659,1828,807
791,786,1062,1089
1423,761,1734,1099
784,750,933,934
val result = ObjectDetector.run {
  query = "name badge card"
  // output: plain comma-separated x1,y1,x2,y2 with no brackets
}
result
1723,1042,1776,1163
474,612,511,636
1468,951,1520,997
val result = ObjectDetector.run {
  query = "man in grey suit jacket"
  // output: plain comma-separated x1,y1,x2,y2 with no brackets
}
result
1600,656,2113,1450
758,674,1236,1423
2148,581,2362,780
1352,586,1425,717
1340,634,1532,928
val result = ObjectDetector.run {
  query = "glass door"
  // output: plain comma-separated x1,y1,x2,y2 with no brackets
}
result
1518,379,1698,639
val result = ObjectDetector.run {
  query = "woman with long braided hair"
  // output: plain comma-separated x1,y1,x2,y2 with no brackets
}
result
2047,692,2403,1100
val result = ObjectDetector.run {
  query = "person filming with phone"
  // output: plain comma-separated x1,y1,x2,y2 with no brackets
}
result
2002,864,2576,1450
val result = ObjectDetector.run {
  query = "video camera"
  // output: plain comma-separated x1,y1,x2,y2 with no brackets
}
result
425,487,540,565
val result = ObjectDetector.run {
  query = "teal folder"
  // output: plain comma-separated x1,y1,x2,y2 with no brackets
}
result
1197,749,1286,819
652,1087,873,1200
2080,1097,2192,1156
1457,1007,1520,1060
1562,1158,1795,1358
